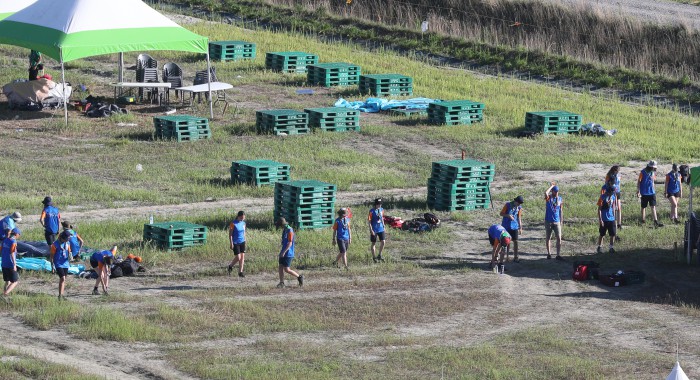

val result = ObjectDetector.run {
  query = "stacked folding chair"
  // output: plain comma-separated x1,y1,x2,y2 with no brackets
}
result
136,54,160,103
162,62,183,104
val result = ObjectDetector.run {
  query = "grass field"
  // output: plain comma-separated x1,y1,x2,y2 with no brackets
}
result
1,12,699,380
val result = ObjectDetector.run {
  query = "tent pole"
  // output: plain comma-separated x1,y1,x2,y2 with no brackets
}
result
206,50,213,119
688,185,693,265
60,50,67,127
119,52,124,83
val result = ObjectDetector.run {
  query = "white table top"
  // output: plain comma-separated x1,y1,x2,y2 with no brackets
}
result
110,82,171,88
175,82,233,93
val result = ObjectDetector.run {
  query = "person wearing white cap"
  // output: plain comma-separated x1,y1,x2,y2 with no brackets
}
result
1,212,22,239
636,160,663,227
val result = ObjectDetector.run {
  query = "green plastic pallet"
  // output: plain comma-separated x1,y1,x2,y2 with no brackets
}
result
429,100,485,112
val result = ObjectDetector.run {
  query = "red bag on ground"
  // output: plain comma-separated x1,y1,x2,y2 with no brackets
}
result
573,265,589,281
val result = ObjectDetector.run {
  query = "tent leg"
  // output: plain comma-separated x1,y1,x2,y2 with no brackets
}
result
688,187,693,264
119,52,124,83
61,51,67,127
206,51,213,119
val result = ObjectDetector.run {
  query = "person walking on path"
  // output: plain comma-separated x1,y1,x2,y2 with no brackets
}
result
228,211,247,277
28,50,43,81
50,230,72,300
500,196,524,262
368,198,386,263
2,228,21,297
276,217,303,288
637,161,663,227
665,164,683,224
544,182,563,260
1,212,22,239
40,196,61,245
597,185,618,254
90,246,116,296
487,224,511,270
605,165,623,229
62,221,84,262
332,208,352,270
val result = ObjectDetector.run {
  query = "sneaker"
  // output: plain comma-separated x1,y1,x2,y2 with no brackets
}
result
640,219,646,224
372,257,378,263
227,265,233,276
555,255,564,261
546,254,552,260
103,291,109,296
654,220,664,228
276,282,285,288
609,247,616,254
377,255,385,262
617,224,623,230
238,272,245,278
615,236,621,242
596,246,603,254
92,288,99,295
297,275,304,287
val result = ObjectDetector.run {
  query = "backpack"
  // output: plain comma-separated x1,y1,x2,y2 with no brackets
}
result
110,265,123,278
119,259,139,276
423,213,440,227
573,265,589,281
679,164,690,184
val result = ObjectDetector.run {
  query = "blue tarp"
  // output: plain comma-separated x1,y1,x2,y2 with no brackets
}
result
0,257,85,275
334,97,438,113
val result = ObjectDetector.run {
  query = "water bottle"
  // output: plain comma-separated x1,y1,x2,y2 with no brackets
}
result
149,215,154,224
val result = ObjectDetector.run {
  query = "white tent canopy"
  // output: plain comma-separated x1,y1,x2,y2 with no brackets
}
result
665,361,690,380
0,0,213,121
0,0,36,20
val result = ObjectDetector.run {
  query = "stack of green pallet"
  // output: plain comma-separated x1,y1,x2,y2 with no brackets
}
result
265,52,319,73
143,222,208,250
427,159,495,211
525,111,582,134
274,180,336,229
256,109,310,135
153,115,211,142
208,41,256,61
304,107,360,132
307,63,360,87
359,74,413,96
428,100,485,126
230,160,291,187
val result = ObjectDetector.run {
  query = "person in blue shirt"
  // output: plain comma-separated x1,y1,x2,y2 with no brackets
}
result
61,221,84,262
597,185,618,254
90,246,116,296
500,195,524,262
228,211,247,277
665,164,683,225
544,182,563,260
368,198,386,263
39,196,61,245
332,208,352,270
605,165,623,229
636,161,663,227
2,228,21,296
276,217,303,288
50,230,72,300
1,212,22,239
487,224,511,270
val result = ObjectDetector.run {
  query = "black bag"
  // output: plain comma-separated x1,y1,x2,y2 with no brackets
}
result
119,259,139,276
423,213,440,227
110,265,123,278
679,165,690,184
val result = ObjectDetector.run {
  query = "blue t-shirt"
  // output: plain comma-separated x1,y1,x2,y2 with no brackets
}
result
639,169,655,196
667,172,681,194
1,237,17,268
91,250,113,264
280,226,295,258
334,217,350,241
488,224,509,240
368,208,385,233
42,205,61,233
501,202,521,230
544,195,562,223
0,216,16,236
51,240,71,269
66,229,81,256
599,194,617,222
230,219,246,244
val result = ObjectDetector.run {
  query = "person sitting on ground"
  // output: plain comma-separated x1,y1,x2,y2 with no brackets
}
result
2,228,21,297
1,212,22,240
61,221,84,262
637,161,663,227
332,208,352,270
487,223,511,270
276,217,303,288
544,182,563,260
665,164,683,224
90,246,116,296
50,230,72,300
228,211,246,278
500,196,524,262
597,185,618,254
605,165,623,229
40,196,61,245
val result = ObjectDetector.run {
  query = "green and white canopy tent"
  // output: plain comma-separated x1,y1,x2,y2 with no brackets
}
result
0,0,214,122
0,0,36,20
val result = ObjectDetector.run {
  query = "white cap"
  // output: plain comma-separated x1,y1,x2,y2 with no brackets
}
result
11,212,22,222
647,160,657,169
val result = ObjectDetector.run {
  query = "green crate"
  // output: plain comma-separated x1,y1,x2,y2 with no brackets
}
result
143,222,208,249
427,178,491,189
432,159,495,172
390,109,427,117
360,74,412,84
276,180,336,193
428,202,490,211
429,100,485,112
525,111,582,122
305,107,359,118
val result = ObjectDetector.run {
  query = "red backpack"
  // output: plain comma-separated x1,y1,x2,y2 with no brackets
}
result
573,265,589,281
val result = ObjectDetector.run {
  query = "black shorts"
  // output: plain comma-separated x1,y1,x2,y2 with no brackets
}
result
2,267,19,283
337,239,349,254
667,192,680,199
232,242,246,255
505,228,519,241
370,231,386,243
55,267,69,278
599,221,617,237
90,257,99,269
44,231,57,246
641,194,657,208
278,256,293,267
